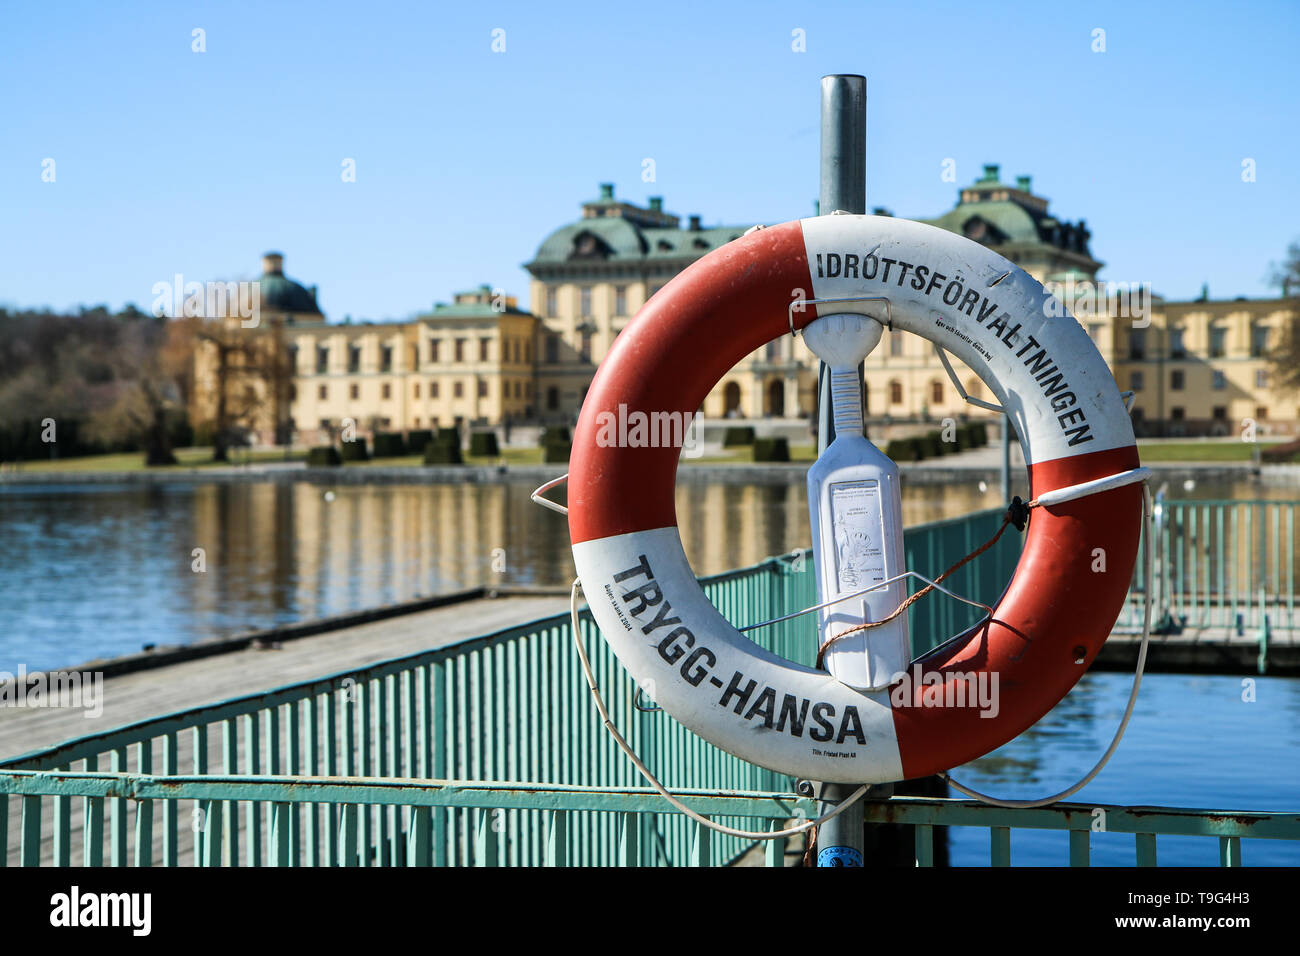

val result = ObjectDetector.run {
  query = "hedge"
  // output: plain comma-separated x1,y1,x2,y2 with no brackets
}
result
543,439,571,464
752,437,790,462
423,435,464,465
306,446,343,467
407,430,435,454
539,426,571,447
469,432,500,457
723,426,756,447
339,437,369,462
372,432,408,457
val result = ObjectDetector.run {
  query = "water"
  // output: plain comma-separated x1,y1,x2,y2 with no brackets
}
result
1,472,1296,865
947,672,1300,866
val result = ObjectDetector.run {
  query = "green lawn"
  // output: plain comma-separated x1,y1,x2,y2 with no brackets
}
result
1135,440,1280,463
4,447,306,473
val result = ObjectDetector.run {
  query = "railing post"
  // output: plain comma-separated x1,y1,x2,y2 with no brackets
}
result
546,810,568,867
990,826,1011,867
620,812,640,866
915,824,934,867
764,819,787,868
20,796,41,867
475,809,500,866
690,817,711,867
1069,829,1090,867
1135,832,1157,867
407,806,431,867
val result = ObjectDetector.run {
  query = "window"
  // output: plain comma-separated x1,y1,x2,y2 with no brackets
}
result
766,340,782,360
1251,323,1270,357
350,383,359,400
430,381,439,398
545,288,557,316
889,380,903,404
477,380,488,398
287,345,299,373
1212,406,1227,420
316,346,329,374
410,344,419,371
930,380,943,404
453,381,464,398
1128,328,1146,360
1171,407,1185,420
319,418,331,431
615,286,627,315
1209,324,1227,358
580,287,592,317
1256,406,1268,420
580,330,592,361
414,383,421,399
889,332,903,357
1211,370,1226,391
1087,323,1103,342
1168,327,1186,359
349,345,361,373
382,383,392,400
1171,370,1185,390
480,337,491,362
546,334,559,364
546,387,559,410
1130,371,1144,392
1256,369,1269,388
429,339,440,363
318,384,328,400
380,346,393,372
455,338,466,362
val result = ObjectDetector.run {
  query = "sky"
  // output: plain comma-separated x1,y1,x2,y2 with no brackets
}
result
2,0,1297,321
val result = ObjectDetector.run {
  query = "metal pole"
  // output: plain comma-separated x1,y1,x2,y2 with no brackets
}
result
1001,415,1011,502
814,73,867,868
816,75,866,450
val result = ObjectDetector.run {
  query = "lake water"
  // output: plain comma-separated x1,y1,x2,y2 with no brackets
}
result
1,471,1296,865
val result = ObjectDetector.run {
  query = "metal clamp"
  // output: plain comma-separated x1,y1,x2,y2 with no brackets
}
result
788,294,893,339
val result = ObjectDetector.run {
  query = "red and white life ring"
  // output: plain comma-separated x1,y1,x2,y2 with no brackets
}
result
568,215,1144,784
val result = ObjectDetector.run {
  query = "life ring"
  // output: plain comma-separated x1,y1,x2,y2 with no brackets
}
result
568,215,1144,784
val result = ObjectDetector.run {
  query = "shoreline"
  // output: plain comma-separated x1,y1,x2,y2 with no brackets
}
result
1,460,1294,487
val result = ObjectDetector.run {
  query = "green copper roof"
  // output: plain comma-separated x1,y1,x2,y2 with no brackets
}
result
526,217,747,269
257,269,322,315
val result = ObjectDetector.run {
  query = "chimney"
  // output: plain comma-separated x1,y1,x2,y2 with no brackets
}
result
980,164,999,183
648,196,663,212
262,251,284,275
688,214,701,231
1016,175,1032,192
599,183,614,200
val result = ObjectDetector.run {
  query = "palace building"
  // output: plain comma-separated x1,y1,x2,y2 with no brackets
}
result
193,173,1298,447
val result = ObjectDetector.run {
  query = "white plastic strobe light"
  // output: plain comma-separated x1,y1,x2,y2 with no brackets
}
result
802,313,909,691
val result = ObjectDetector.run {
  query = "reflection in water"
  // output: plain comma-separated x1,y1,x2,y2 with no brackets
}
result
0,472,1288,671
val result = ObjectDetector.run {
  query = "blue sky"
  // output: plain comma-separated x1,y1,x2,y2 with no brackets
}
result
3,0,1297,320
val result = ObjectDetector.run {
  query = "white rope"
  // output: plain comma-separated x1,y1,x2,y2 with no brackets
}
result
938,480,1155,808
531,473,569,515
569,580,867,841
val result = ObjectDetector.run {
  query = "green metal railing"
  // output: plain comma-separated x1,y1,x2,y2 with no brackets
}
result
4,772,1296,867
1119,497,1298,669
0,509,1017,867
3,502,1297,866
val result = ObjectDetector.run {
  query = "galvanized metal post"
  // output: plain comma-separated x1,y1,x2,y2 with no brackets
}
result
1001,415,1012,502
814,74,868,867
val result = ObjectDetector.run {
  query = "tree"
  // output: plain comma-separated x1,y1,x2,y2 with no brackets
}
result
1267,241,1300,395
83,318,183,466
1269,240,1300,298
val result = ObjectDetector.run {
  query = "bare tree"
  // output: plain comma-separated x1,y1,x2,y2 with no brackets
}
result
1267,241,1300,395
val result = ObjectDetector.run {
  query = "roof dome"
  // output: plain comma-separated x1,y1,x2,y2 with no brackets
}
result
257,252,322,315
